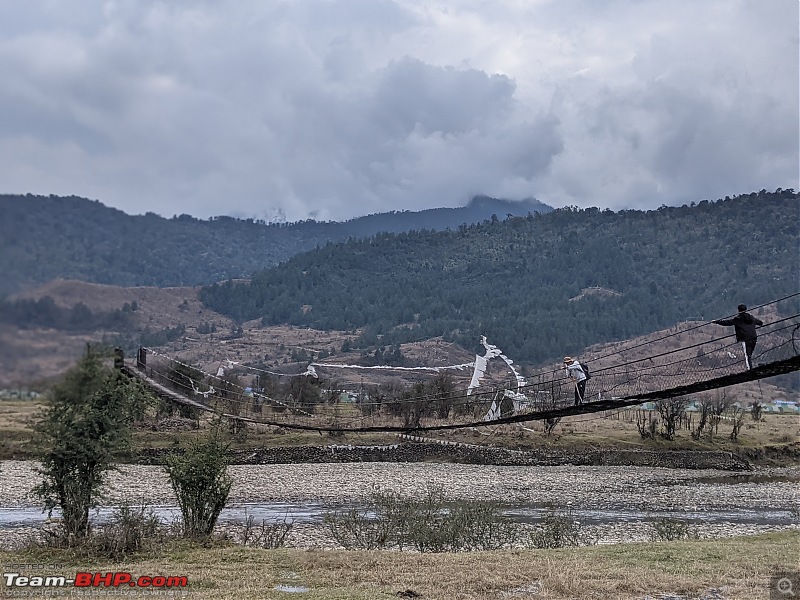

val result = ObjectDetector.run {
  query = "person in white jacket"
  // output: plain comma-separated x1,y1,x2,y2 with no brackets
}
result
564,356,587,406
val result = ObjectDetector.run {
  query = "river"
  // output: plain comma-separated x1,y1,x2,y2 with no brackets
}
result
1,461,797,548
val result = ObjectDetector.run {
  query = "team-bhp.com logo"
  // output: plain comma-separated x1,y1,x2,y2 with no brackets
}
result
3,571,188,589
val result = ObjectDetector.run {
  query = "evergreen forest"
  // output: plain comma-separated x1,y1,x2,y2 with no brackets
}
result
199,190,799,365
0,193,548,295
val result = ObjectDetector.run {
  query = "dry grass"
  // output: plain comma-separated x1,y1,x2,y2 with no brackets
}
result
400,411,800,466
1,392,798,461
1,531,798,599
0,397,42,459
0,324,100,388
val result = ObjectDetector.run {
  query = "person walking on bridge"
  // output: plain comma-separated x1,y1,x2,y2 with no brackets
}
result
564,356,588,405
713,304,763,370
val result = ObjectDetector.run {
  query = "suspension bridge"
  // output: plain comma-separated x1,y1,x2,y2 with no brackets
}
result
120,296,800,432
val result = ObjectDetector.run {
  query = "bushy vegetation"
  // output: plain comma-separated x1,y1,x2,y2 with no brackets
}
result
33,346,153,545
324,484,519,552
528,506,599,549
164,424,232,539
29,351,236,555
323,485,600,553
648,517,700,541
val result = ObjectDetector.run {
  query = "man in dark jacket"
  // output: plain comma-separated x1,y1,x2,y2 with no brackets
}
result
713,304,764,370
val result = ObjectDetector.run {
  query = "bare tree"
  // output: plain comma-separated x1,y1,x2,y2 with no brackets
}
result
636,410,658,439
217,371,246,436
543,417,560,436
430,373,456,419
657,398,687,441
729,406,746,441
541,386,562,436
710,390,733,436
691,396,712,440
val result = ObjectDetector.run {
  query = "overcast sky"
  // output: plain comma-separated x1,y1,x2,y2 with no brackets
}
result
1,1,797,222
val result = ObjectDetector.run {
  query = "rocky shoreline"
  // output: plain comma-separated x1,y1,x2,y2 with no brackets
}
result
1,458,797,551
134,442,755,471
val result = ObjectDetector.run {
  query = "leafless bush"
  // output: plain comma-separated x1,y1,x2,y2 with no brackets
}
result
234,512,293,549
648,517,700,541
729,406,747,441
636,411,658,439
527,506,599,549
29,502,167,560
90,504,166,559
657,398,687,440
324,484,518,552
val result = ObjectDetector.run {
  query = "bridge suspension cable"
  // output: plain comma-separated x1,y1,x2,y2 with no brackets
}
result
123,297,800,433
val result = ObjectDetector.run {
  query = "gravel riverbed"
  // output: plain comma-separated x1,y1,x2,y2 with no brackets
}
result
1,460,798,550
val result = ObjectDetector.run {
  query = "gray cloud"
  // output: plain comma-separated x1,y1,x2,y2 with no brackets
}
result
0,0,796,221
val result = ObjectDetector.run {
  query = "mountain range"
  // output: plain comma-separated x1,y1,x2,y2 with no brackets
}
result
1,188,797,390
199,189,799,365
0,193,551,295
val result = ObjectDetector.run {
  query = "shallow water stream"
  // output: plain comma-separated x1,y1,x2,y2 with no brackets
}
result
1,461,797,545
0,501,794,529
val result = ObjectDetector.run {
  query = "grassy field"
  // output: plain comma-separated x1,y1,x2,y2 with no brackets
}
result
1,394,798,462
1,532,798,599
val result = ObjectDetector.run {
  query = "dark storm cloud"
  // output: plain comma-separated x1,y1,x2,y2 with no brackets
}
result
0,0,796,220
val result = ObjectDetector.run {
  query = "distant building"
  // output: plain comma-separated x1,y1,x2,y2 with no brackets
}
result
0,389,41,400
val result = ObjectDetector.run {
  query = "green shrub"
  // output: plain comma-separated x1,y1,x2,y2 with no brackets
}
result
165,426,232,539
33,347,153,546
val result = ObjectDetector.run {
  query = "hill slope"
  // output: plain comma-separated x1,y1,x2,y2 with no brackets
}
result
2,278,795,402
199,190,800,365
0,194,550,295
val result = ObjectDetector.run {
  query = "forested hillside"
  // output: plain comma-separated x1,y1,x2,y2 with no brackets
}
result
0,194,548,295
199,190,799,365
